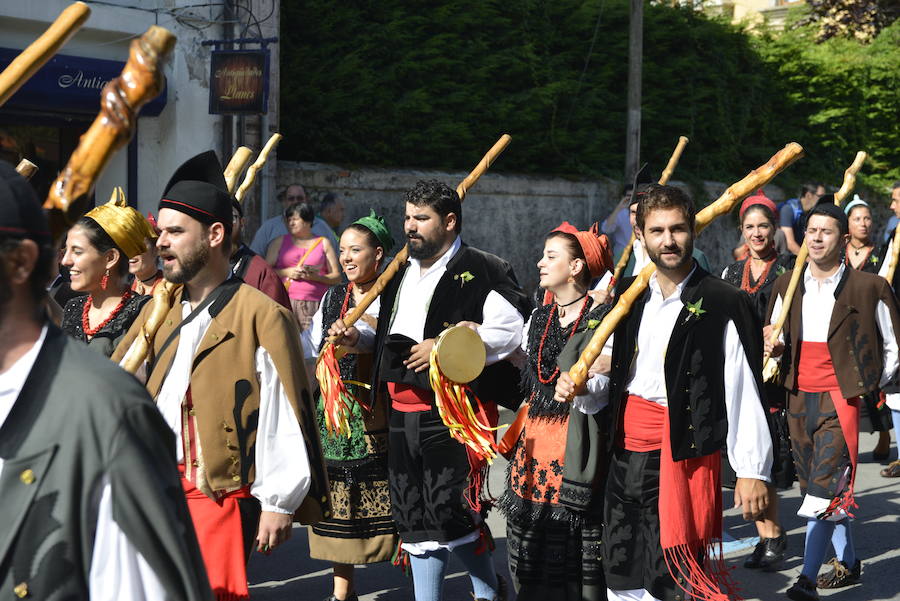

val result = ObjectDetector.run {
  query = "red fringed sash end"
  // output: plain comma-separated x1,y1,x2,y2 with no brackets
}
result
663,539,742,601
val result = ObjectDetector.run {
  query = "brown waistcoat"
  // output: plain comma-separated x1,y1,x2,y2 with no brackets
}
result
112,282,330,524
766,266,900,399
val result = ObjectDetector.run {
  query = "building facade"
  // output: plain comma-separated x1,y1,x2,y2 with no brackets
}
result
0,0,280,220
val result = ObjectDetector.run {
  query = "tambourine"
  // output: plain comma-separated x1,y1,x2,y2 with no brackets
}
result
433,325,486,383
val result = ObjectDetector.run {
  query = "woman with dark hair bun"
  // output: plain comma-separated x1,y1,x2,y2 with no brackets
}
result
721,192,793,571
266,201,340,329
60,193,156,356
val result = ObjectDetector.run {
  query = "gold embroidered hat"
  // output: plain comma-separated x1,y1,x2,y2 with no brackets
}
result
84,187,155,258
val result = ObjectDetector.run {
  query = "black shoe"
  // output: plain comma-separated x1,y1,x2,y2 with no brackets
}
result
786,574,819,601
744,532,787,570
323,594,358,601
816,557,861,589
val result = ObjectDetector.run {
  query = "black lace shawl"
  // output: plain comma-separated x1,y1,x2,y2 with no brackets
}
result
61,293,150,357
722,253,793,322
522,299,608,420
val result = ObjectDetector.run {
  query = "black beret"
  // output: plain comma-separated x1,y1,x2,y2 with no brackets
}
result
159,151,233,233
0,161,50,244
807,201,848,232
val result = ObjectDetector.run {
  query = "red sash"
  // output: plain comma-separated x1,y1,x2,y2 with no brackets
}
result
797,341,860,516
179,465,253,601
388,382,432,412
622,394,737,601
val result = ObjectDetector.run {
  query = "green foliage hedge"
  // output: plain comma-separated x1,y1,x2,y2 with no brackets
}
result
281,1,899,190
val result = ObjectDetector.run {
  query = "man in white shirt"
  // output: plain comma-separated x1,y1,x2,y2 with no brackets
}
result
330,180,529,601
766,204,900,601
113,151,330,601
603,185,772,601
0,161,211,600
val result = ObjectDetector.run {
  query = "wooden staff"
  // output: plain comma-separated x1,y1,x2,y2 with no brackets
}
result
566,143,805,390
224,146,253,193
15,159,37,180
235,133,282,203
761,150,867,381
326,134,512,345
0,2,91,107
44,25,176,236
886,222,900,283
121,146,250,375
607,136,689,291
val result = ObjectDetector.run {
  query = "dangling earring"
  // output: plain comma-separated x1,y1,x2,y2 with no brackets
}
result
100,269,109,290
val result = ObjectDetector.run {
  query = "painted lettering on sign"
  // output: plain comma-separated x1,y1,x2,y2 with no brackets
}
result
58,70,110,90
209,50,269,114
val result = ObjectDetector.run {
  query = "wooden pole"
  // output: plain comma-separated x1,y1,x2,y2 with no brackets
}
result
0,2,91,107
235,134,282,203
44,26,176,237
223,146,254,194
15,159,38,180
567,143,805,391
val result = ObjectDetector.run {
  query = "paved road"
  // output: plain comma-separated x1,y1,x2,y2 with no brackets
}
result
249,420,900,601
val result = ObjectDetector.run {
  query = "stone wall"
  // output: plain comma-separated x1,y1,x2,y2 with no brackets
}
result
275,160,793,294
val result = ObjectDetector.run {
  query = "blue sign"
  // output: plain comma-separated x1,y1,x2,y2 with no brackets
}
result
0,47,167,116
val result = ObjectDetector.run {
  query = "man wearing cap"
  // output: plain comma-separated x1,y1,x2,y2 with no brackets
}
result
766,203,900,600
229,199,291,309
0,161,212,600
112,151,330,601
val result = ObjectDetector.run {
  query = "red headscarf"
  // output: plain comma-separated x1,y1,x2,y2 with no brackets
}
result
739,190,776,220
552,221,579,235
543,222,614,305
573,223,613,278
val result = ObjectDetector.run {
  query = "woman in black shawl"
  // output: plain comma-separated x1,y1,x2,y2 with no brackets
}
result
498,224,612,600
721,195,793,571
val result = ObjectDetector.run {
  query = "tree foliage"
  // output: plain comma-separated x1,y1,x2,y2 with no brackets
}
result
795,0,899,42
281,1,898,190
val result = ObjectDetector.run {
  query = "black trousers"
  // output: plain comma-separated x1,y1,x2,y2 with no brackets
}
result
388,406,478,544
602,447,681,601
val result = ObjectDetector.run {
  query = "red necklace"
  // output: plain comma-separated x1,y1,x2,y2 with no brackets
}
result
536,296,590,384
82,290,133,338
741,254,776,295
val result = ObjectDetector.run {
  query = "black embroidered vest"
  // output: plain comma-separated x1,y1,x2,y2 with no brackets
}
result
372,243,531,409
608,268,766,461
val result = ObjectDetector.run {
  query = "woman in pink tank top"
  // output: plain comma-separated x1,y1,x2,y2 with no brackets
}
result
265,201,340,329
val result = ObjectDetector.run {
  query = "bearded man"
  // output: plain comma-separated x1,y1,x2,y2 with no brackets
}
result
329,179,530,601
112,151,330,601
600,185,772,601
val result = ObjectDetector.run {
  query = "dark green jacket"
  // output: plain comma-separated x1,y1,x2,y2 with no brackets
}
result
0,325,212,601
